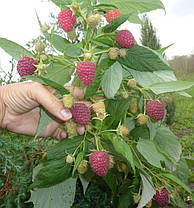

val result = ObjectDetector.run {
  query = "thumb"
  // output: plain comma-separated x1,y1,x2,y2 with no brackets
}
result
30,82,72,121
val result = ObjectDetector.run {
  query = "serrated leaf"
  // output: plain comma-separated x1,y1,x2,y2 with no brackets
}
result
35,108,53,139
119,45,173,72
29,177,77,208
108,135,135,172
64,44,82,58
154,126,182,164
103,14,130,33
156,44,174,55
101,62,123,99
103,171,118,195
137,173,156,208
105,99,130,128
44,33,70,52
136,139,165,168
127,68,176,88
0,37,33,60
162,173,192,194
72,151,85,176
44,60,74,86
150,81,194,94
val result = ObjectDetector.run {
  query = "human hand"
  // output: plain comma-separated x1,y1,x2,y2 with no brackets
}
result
0,82,86,140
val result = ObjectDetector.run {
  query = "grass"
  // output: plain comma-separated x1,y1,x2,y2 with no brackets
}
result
169,74,194,188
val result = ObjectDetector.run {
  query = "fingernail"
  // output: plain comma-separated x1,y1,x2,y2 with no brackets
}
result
60,109,72,120
61,131,67,139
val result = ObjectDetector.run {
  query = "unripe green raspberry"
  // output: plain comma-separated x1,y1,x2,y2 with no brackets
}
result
127,79,137,88
72,2,80,13
137,114,149,125
67,28,77,41
66,120,77,137
117,161,127,172
119,48,127,58
121,91,130,99
35,63,48,73
66,154,75,163
39,54,49,62
77,160,88,174
108,155,115,169
146,200,152,208
35,41,45,52
118,125,129,137
62,94,74,108
41,23,50,33
83,52,93,61
108,47,119,60
87,14,101,28
129,101,138,114
133,193,141,204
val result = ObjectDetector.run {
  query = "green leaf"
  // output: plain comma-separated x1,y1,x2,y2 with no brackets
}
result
146,121,158,140
64,44,82,58
154,126,182,164
103,14,130,33
101,62,123,99
108,135,135,172
44,60,74,86
137,173,156,208
29,177,77,208
79,175,90,195
46,136,84,161
156,44,174,55
105,99,130,127
172,158,189,185
44,33,70,52
37,76,69,95
100,0,165,24
118,191,132,208
119,45,173,72
35,108,53,139
150,81,194,94
31,159,71,188
0,37,33,60
124,117,136,131
162,173,192,194
103,171,118,195
127,68,176,88
72,151,85,176
136,139,166,168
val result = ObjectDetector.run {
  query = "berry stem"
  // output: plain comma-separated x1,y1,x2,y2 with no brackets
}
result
93,50,108,56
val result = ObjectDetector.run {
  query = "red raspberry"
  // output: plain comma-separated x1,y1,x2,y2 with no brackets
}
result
146,100,165,121
89,150,109,176
105,9,120,23
154,187,169,207
71,103,90,125
58,9,76,32
76,62,96,86
116,30,135,48
17,56,38,76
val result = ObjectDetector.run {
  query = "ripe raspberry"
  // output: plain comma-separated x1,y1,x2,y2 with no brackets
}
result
76,62,96,86
105,9,120,23
71,103,90,125
116,30,135,48
146,100,165,121
108,47,119,60
17,56,38,76
154,187,169,207
89,150,109,176
58,9,76,32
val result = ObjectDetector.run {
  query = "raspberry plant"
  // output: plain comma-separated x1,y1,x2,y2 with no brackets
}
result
0,0,194,207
